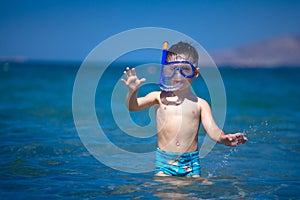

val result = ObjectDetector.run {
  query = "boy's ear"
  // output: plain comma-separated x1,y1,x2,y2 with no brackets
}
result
194,67,200,78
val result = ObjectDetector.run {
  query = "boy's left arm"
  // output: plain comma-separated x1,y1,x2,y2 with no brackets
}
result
199,98,248,147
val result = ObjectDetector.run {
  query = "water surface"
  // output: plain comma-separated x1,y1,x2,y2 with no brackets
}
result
0,63,299,199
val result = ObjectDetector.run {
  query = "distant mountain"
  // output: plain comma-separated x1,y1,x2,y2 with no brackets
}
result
211,35,300,67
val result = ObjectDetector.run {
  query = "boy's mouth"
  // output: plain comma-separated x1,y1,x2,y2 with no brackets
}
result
171,80,184,86
175,80,183,84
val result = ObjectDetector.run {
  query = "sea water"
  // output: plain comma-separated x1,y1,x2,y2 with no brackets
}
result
0,62,299,199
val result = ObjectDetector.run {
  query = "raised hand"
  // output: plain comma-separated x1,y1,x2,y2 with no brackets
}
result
121,67,146,91
220,133,248,146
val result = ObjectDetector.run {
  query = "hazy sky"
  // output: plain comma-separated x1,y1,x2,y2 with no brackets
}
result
1,0,300,61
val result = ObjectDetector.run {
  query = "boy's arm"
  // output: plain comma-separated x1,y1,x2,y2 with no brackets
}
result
199,98,248,146
121,67,158,111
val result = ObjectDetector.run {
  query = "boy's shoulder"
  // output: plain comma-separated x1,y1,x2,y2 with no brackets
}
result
196,97,212,112
145,91,161,101
196,97,210,106
148,91,161,97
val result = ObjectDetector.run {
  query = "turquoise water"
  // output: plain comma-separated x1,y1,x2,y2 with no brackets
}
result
1,62,300,199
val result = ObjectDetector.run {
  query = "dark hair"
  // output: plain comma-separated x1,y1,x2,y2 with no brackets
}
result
167,42,199,64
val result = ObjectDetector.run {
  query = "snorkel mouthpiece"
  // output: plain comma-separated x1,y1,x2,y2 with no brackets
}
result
159,42,184,91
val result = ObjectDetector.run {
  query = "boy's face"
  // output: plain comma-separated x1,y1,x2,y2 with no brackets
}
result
166,55,199,91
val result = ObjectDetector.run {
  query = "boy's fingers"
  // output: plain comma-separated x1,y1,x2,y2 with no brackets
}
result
140,78,146,84
123,71,128,79
240,136,248,143
126,67,131,76
121,79,127,85
235,133,243,138
131,68,136,76
236,133,248,143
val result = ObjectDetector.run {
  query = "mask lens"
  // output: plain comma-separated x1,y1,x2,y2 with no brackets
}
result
162,64,177,78
180,63,194,77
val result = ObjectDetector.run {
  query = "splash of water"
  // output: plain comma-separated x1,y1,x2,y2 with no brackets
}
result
207,121,271,178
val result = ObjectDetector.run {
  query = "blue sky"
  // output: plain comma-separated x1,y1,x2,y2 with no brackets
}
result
1,0,300,61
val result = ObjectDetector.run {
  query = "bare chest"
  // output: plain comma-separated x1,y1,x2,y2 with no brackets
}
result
157,99,200,121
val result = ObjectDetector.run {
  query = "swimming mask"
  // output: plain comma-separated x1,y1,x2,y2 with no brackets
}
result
159,42,196,91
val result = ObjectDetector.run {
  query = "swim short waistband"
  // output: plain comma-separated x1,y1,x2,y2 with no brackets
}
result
156,147,199,159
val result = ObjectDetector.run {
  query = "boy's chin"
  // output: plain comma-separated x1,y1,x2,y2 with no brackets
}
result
168,80,191,92
175,84,191,92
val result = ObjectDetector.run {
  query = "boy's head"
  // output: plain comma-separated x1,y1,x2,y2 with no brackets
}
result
159,41,200,92
167,42,199,65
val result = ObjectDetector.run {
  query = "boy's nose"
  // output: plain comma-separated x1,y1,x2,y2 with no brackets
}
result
174,68,182,78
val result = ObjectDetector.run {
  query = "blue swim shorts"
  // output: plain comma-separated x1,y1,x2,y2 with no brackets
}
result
154,148,201,177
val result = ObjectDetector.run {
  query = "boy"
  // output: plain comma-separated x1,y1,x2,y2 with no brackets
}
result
121,41,247,177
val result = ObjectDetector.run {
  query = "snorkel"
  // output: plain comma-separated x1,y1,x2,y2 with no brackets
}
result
159,42,171,91
161,41,168,65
